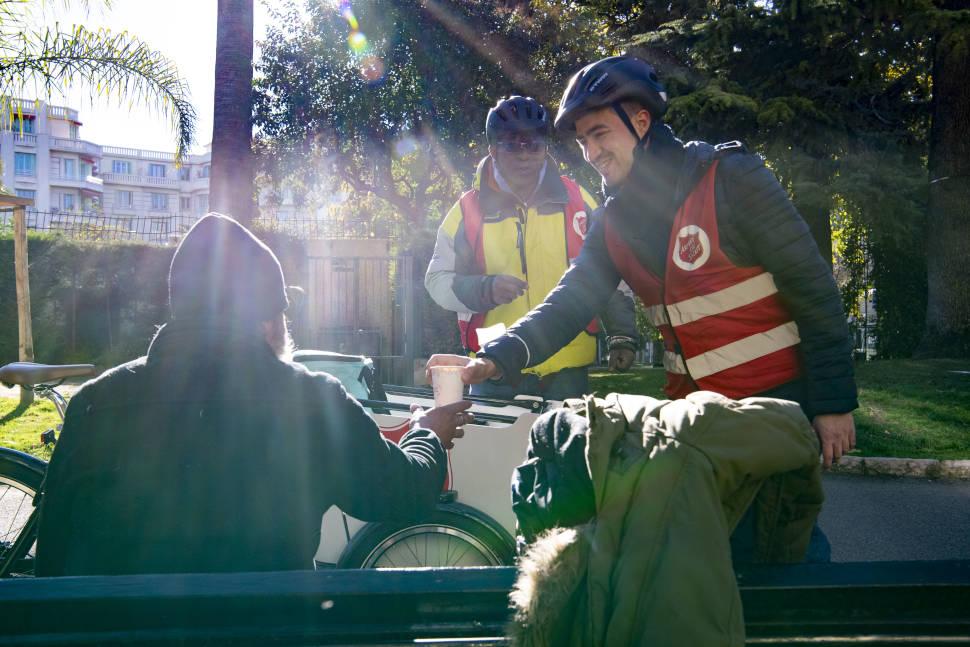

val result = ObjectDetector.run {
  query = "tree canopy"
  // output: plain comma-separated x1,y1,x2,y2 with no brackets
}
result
254,0,612,229
254,0,970,358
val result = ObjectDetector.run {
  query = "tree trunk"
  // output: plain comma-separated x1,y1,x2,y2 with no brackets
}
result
919,14,970,357
13,206,34,406
210,0,255,226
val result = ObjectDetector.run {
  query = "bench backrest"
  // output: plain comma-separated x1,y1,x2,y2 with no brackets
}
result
2,561,969,645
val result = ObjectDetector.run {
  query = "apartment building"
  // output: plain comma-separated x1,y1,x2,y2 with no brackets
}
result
0,98,211,240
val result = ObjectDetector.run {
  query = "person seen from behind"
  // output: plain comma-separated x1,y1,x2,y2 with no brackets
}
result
36,213,470,576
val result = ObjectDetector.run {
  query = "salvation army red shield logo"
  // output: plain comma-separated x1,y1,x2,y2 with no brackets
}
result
672,225,711,271
572,210,588,240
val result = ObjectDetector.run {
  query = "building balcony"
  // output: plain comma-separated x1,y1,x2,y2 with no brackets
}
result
49,173,104,193
101,145,175,163
100,172,178,188
50,137,102,157
5,99,78,122
12,133,37,146
180,174,211,192
7,98,39,115
46,105,80,122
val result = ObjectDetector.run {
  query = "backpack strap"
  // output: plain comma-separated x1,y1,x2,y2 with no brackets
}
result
459,189,486,272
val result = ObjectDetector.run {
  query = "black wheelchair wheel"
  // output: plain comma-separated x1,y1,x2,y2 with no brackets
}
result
337,502,515,569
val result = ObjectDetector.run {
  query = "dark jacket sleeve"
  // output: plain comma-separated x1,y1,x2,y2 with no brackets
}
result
482,214,623,382
718,153,858,417
601,284,640,351
315,376,447,521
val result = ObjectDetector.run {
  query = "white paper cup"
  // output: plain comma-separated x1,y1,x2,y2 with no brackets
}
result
430,365,465,407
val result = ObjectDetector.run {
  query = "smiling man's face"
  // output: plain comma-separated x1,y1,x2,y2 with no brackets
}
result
574,105,651,187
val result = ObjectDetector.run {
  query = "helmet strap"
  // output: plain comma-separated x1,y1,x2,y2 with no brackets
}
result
611,102,650,146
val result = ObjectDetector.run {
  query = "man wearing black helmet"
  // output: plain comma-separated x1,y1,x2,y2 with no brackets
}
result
425,95,639,401
432,57,858,561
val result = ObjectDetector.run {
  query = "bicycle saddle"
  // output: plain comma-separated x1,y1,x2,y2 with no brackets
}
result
0,362,96,387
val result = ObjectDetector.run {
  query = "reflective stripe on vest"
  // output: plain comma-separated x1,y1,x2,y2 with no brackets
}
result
604,160,802,399
457,178,598,354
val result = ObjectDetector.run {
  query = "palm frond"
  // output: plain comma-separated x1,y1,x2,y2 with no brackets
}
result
0,24,195,162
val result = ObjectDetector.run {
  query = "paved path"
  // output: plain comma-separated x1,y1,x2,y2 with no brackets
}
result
820,472,970,562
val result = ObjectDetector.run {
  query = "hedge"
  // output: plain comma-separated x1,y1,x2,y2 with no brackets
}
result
1,231,459,370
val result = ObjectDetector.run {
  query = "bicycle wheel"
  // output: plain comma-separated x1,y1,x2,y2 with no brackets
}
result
0,448,46,577
337,502,515,569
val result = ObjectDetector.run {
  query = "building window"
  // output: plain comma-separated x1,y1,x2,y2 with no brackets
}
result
15,189,36,200
62,158,76,179
112,160,132,174
14,152,36,176
150,192,169,211
12,116,34,133
116,190,134,209
149,163,167,178
179,167,191,181
199,164,210,178
180,196,191,211
69,123,79,139
62,193,75,211
196,194,208,214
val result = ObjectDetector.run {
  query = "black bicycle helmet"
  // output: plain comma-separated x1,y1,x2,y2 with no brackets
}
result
555,56,668,134
485,96,552,144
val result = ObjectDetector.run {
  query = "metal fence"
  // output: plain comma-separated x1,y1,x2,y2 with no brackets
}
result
0,210,404,245
0,209,202,245
255,212,404,241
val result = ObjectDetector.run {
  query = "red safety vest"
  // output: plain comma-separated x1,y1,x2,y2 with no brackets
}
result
605,161,802,399
458,176,599,352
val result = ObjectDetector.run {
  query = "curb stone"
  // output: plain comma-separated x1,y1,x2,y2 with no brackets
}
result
831,456,970,480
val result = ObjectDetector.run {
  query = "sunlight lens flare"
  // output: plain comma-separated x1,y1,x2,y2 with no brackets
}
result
341,7,359,31
336,1,385,83
360,55,385,83
348,30,368,52
393,135,419,158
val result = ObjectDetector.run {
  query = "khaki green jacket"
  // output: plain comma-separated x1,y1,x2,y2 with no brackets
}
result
509,391,823,647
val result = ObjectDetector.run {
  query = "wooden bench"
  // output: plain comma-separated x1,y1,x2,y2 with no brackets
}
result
2,561,969,645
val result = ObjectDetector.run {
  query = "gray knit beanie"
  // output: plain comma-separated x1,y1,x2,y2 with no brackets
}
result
168,213,288,323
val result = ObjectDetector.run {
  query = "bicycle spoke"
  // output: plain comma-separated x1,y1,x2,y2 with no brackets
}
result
0,488,28,541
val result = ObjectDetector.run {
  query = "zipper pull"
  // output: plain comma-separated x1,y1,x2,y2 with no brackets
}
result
515,220,528,276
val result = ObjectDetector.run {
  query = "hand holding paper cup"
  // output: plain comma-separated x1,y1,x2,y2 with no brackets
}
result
430,365,465,406
426,353,499,387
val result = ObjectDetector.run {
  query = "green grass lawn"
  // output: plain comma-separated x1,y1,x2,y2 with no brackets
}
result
590,358,970,460
2,359,968,461
0,396,58,460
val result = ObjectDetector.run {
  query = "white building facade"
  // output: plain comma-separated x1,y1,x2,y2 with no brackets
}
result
1,98,211,241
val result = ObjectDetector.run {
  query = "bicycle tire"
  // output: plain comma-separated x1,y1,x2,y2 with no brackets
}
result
337,502,515,569
0,447,46,577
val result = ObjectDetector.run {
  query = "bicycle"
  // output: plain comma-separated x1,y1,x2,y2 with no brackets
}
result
0,362,96,577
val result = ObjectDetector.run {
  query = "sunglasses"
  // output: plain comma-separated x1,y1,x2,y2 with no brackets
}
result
496,138,547,153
